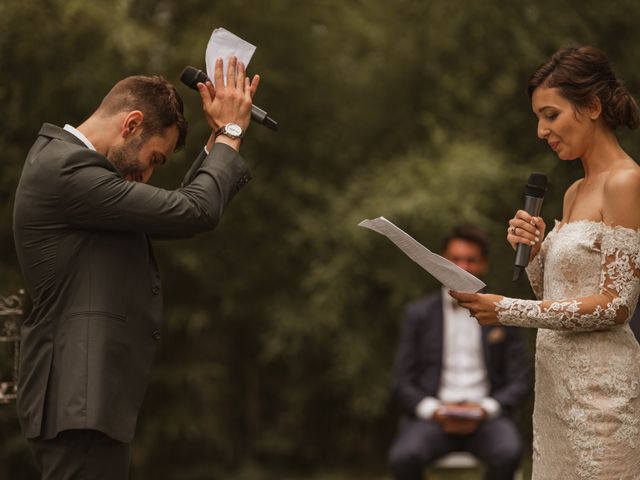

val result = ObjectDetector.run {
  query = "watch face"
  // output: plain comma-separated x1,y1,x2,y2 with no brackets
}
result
226,123,242,137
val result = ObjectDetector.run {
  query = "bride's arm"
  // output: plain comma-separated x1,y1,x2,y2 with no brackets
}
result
524,247,545,300
454,171,640,331
496,171,640,331
496,228,640,330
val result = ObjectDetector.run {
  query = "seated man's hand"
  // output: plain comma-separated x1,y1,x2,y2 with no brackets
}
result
433,403,486,435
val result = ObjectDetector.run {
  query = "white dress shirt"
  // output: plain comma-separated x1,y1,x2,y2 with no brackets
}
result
63,124,96,151
415,288,501,420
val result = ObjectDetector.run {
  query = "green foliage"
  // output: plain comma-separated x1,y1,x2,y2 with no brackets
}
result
2,0,640,478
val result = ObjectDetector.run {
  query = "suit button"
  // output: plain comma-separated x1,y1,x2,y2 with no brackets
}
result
152,330,161,341
151,286,160,295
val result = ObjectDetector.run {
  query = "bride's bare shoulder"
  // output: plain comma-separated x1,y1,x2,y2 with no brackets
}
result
603,166,640,227
604,166,640,193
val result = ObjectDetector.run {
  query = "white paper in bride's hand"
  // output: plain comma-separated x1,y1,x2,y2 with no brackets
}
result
205,28,256,85
358,217,486,293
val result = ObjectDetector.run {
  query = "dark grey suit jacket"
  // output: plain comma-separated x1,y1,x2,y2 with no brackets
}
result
13,123,251,442
391,292,531,417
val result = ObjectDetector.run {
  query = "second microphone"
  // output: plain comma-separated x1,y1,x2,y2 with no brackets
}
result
512,172,547,282
180,66,278,132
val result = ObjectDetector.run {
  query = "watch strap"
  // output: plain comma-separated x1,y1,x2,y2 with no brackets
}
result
214,123,243,139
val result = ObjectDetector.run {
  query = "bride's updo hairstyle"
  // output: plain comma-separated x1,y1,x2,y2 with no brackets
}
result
528,46,640,130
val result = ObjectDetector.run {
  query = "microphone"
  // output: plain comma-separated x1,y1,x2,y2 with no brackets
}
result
180,66,278,131
513,172,547,281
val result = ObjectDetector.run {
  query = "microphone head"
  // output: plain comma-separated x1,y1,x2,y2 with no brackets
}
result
524,172,547,197
180,66,209,90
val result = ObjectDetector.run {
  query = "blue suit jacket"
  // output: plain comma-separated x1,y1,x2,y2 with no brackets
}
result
391,291,531,417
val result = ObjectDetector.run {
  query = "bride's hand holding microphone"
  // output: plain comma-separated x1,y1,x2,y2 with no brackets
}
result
507,210,546,260
449,212,546,326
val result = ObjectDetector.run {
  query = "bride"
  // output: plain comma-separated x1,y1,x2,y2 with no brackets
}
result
451,46,640,479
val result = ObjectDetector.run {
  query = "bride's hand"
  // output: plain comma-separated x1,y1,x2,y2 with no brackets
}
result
507,210,546,260
449,291,504,326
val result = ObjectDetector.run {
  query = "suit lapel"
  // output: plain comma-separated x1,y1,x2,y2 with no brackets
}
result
478,286,491,369
481,326,491,368
432,294,445,381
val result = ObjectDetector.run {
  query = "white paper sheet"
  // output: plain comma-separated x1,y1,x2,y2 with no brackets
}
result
358,217,486,293
205,28,256,85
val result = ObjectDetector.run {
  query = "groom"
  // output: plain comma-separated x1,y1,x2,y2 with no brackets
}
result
13,57,257,479
388,224,531,480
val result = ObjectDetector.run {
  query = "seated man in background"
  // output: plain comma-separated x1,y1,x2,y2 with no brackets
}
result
388,225,531,480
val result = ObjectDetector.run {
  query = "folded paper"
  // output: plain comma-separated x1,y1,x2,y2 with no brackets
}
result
205,28,256,85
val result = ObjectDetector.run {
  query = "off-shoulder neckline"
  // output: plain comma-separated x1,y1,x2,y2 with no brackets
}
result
555,219,640,233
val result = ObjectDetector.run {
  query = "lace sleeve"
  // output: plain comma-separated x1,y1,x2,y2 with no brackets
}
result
525,252,544,300
496,227,640,331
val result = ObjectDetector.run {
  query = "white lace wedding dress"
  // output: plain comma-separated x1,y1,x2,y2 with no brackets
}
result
496,220,640,479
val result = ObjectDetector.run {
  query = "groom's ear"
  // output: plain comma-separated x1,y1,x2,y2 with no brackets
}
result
121,111,144,139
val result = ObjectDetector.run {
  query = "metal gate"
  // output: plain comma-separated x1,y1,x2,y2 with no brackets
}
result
0,290,23,404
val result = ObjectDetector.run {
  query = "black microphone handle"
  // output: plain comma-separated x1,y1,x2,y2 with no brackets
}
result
250,104,278,131
513,195,545,281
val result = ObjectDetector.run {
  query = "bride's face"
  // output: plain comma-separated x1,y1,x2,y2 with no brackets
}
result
531,86,598,161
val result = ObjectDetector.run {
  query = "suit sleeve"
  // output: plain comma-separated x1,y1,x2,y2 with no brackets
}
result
58,143,251,238
490,328,531,411
181,148,208,188
391,307,428,416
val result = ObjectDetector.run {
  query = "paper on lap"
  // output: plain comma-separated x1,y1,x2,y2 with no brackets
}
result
358,217,486,293
206,28,256,85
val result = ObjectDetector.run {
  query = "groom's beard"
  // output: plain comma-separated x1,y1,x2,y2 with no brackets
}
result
108,136,145,182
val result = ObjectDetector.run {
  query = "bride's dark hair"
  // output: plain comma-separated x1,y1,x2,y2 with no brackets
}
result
528,46,639,130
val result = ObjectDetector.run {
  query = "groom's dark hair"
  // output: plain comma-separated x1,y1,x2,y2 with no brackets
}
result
96,75,188,149
442,224,489,259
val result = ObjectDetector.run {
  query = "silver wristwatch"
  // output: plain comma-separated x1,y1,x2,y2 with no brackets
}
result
214,122,243,140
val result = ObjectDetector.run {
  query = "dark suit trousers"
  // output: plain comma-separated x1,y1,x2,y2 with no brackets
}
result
29,430,130,480
388,416,523,480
